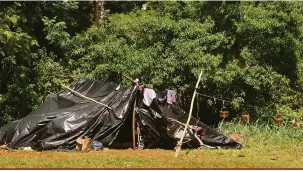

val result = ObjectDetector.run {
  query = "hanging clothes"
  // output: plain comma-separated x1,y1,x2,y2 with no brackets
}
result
143,88,157,107
167,90,176,104
141,87,163,118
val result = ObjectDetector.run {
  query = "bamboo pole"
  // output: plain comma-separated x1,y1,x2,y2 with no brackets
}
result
122,74,136,83
61,84,112,110
132,99,137,149
174,70,203,157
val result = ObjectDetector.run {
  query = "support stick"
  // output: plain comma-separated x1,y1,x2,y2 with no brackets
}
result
132,99,137,149
174,70,203,157
168,118,214,149
122,74,136,83
61,84,112,110
122,74,139,149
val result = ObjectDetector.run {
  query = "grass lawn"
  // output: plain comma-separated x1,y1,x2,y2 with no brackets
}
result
0,122,302,169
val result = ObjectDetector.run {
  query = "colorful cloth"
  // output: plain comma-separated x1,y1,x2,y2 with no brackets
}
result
167,90,176,104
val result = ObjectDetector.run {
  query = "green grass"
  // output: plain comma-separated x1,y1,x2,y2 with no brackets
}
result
220,119,303,142
0,121,303,168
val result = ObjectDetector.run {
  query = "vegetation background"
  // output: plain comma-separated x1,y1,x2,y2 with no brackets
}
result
1,1,303,127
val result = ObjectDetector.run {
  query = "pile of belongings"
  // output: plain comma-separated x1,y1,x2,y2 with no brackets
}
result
0,78,241,151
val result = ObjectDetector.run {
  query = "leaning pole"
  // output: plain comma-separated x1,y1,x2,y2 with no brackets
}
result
174,70,203,157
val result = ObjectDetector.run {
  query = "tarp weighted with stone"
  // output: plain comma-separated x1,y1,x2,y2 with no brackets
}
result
0,78,241,150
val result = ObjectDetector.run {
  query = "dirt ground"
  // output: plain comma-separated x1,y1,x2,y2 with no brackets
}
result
0,142,302,169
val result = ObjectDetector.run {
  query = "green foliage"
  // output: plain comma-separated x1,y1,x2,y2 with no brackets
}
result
0,2,39,124
0,1,91,124
43,17,70,46
49,10,226,110
2,1,303,126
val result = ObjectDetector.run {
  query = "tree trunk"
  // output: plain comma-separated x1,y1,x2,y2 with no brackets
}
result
94,0,105,27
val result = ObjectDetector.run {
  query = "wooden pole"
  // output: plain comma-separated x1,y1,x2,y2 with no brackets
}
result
121,74,138,149
122,74,136,83
168,118,214,149
132,99,137,149
174,70,203,157
61,84,112,110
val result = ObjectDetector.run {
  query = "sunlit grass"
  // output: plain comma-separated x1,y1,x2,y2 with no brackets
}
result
0,121,302,168
220,118,303,142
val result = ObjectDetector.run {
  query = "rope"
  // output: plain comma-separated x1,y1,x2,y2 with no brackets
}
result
196,92,272,110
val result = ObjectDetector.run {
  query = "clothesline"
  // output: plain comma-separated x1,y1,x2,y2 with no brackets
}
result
195,92,273,110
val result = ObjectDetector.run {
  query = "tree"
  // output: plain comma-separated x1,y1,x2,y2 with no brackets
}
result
94,0,105,27
2,1,303,126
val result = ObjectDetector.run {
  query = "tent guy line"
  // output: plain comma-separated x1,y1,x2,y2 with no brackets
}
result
195,92,274,111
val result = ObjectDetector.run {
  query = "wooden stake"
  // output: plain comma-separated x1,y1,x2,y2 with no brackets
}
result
132,99,137,149
121,73,139,149
61,84,112,110
174,70,203,157
122,74,136,83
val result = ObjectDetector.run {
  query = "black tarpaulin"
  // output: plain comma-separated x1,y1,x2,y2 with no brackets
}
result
0,78,137,150
0,78,241,150
136,104,241,149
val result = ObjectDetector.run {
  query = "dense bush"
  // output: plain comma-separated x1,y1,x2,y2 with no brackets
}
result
1,1,303,126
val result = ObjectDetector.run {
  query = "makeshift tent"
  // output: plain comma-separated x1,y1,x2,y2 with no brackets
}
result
0,78,241,150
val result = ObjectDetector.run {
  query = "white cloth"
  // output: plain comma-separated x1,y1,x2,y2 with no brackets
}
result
143,88,156,106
